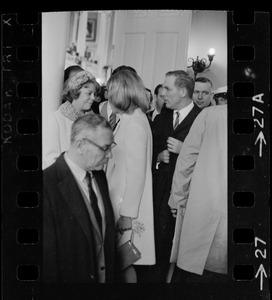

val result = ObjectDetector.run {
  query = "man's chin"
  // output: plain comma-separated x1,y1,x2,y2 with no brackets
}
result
94,162,107,171
195,102,205,108
94,166,104,171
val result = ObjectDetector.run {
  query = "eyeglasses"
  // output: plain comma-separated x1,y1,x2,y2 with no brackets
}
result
82,138,116,153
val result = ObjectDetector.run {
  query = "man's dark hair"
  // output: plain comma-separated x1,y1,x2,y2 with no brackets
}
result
154,84,162,95
166,70,195,98
195,76,213,88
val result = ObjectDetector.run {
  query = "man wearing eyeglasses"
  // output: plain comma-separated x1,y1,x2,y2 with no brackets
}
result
43,113,116,283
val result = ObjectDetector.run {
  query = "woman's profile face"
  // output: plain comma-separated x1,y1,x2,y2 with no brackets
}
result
155,87,165,110
72,82,96,112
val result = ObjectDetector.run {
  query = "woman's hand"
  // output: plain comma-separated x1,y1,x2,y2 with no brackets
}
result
116,216,132,234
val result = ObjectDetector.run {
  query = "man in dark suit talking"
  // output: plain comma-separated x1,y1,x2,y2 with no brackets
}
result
43,113,116,283
151,70,201,282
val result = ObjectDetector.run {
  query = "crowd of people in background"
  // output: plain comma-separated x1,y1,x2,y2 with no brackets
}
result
43,64,228,286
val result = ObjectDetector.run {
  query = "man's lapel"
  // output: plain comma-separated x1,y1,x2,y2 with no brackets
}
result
164,109,175,133
173,104,201,134
80,184,103,241
56,154,94,244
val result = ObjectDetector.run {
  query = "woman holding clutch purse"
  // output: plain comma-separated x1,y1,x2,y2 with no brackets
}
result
106,69,156,282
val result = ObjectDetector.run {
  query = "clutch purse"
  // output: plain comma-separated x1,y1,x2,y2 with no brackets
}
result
116,240,141,271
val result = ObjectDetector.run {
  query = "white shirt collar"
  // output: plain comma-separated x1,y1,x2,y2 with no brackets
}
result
106,101,113,117
152,108,160,121
174,101,194,121
64,152,90,183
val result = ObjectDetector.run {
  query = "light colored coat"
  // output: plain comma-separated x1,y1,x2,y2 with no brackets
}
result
43,110,73,169
168,105,227,275
106,108,156,265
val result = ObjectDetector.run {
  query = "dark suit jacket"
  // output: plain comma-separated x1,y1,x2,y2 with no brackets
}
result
43,153,116,283
152,104,201,206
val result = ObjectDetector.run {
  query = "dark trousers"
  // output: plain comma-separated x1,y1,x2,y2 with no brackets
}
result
171,266,228,283
170,267,230,299
151,171,176,282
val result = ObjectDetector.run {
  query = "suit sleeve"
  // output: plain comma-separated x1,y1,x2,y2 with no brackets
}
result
168,109,207,209
43,112,61,170
119,121,148,218
152,115,164,169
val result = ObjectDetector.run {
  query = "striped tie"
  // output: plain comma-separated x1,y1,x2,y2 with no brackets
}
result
85,172,102,233
109,113,116,129
173,111,180,130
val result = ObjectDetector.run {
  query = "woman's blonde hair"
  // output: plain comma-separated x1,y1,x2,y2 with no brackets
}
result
106,69,149,113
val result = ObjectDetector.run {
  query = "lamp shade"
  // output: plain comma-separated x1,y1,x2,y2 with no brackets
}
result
208,48,215,55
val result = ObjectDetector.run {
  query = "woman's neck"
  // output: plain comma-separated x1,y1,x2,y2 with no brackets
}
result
71,102,82,114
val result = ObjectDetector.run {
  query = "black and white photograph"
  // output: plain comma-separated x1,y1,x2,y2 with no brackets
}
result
42,9,228,285
1,9,270,300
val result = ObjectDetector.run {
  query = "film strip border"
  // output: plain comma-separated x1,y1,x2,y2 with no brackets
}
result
228,11,270,299
2,12,42,300
1,10,270,299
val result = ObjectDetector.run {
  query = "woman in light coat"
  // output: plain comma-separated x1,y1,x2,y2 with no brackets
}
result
106,69,155,282
168,104,227,280
43,71,99,169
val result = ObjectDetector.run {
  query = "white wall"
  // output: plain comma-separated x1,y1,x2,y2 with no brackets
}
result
42,12,70,156
42,12,71,116
187,10,227,90
112,10,192,92
62,10,227,92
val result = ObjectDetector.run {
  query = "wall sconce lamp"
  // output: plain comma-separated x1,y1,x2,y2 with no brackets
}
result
188,48,215,78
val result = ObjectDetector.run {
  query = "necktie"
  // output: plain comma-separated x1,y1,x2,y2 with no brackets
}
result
85,172,102,233
112,118,120,132
109,113,116,129
173,111,180,130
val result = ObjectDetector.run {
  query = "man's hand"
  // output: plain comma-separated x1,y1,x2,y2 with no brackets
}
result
167,137,183,154
170,208,177,218
157,149,170,164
